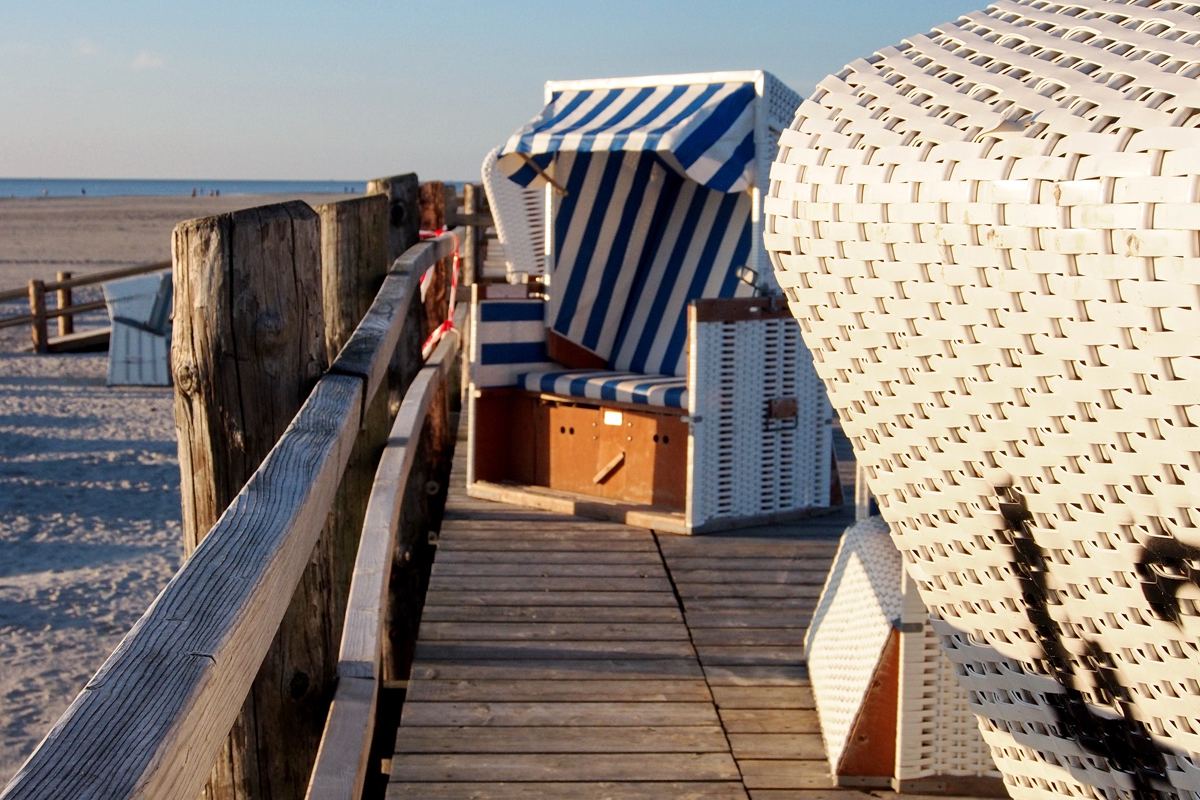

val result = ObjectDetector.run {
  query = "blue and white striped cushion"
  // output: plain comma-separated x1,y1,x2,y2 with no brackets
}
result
520,369,688,410
547,150,755,378
472,299,556,388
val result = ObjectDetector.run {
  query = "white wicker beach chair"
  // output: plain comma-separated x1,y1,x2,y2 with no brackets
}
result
765,2,1200,799
481,146,546,281
468,71,832,532
808,515,1000,793
103,271,171,386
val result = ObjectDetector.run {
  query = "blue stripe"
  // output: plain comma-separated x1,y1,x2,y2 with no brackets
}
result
580,152,657,353
546,89,623,149
481,342,547,364
627,186,710,373
642,84,723,151
578,87,656,152
525,91,591,141
659,192,742,373
552,152,608,335
479,302,544,322
718,212,753,297
608,86,689,151
706,129,757,192
608,167,683,362
673,84,756,168
664,385,687,408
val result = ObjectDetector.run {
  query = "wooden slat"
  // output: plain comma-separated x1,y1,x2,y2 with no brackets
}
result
694,646,807,666
728,734,826,760
668,570,829,585
710,687,815,709
390,753,742,782
418,622,689,641
429,576,674,592
410,659,705,681
715,709,821,734
2,374,362,800
414,640,697,660
433,550,662,565
738,761,832,790
395,725,729,753
702,666,810,687
399,701,722,727
407,679,712,703
438,538,657,552
691,629,807,647
418,605,682,623
674,584,822,599
423,591,677,607
431,562,664,577
686,611,812,629
386,782,749,799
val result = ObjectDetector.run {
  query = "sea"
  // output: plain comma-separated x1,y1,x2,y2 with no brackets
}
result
0,178,369,199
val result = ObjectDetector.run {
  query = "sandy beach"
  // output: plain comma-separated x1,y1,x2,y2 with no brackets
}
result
0,193,343,784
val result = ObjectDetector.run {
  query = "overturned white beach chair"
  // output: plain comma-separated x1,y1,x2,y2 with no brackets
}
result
103,271,172,386
765,2,1200,798
468,71,834,533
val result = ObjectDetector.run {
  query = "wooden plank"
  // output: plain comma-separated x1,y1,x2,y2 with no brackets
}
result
2,374,362,800
399,701,722,727
385,781,749,800
432,562,664,578
407,679,712,703
685,612,813,629
728,734,826,760
433,550,662,565
718,709,821,734
739,760,833,790
410,659,705,681
438,538,657,552
695,646,806,666
747,791,864,800
675,584,822,599
666,558,836,571
702,666,810,686
657,540,839,556
443,527,651,540
690,629,807,647
394,725,728,753
419,622,689,642
365,173,420,267
681,598,819,611
429,576,674,592
668,570,829,585
413,640,697,661
419,605,682,624
389,753,742,782
710,686,815,709
423,591,678,607
303,676,375,800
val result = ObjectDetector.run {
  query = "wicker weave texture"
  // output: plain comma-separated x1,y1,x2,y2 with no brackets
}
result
481,146,546,278
687,315,831,528
764,2,1200,799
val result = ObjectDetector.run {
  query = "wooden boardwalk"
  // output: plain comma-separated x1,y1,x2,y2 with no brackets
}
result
386,425,872,800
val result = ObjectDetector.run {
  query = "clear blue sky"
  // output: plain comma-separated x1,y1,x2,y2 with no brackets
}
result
0,1,984,183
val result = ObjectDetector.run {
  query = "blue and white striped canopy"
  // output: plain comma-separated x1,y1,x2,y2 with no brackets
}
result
499,80,758,193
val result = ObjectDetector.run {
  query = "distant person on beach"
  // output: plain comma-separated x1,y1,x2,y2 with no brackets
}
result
81,188,86,195
191,188,196,197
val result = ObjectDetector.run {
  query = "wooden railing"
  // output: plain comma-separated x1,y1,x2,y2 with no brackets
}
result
0,226,462,800
0,260,171,352
306,301,466,800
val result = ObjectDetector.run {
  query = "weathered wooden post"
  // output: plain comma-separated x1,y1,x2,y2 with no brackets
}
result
365,173,420,266
55,271,73,336
367,174,424,418
461,184,484,286
27,280,47,353
316,193,391,622
172,201,333,800
418,182,450,340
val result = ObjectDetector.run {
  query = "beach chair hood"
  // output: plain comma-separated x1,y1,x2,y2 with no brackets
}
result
497,72,774,193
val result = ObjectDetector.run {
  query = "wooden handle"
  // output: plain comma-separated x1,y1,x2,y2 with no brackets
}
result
592,451,625,484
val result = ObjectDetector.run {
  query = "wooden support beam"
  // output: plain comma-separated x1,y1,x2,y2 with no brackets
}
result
172,200,333,800
55,271,73,337
27,280,47,354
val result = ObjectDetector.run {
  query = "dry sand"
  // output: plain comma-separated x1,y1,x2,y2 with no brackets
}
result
0,192,348,286
0,192,343,784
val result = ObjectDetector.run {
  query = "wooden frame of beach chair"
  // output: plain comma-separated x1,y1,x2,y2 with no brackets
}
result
765,1,1200,797
467,71,837,533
